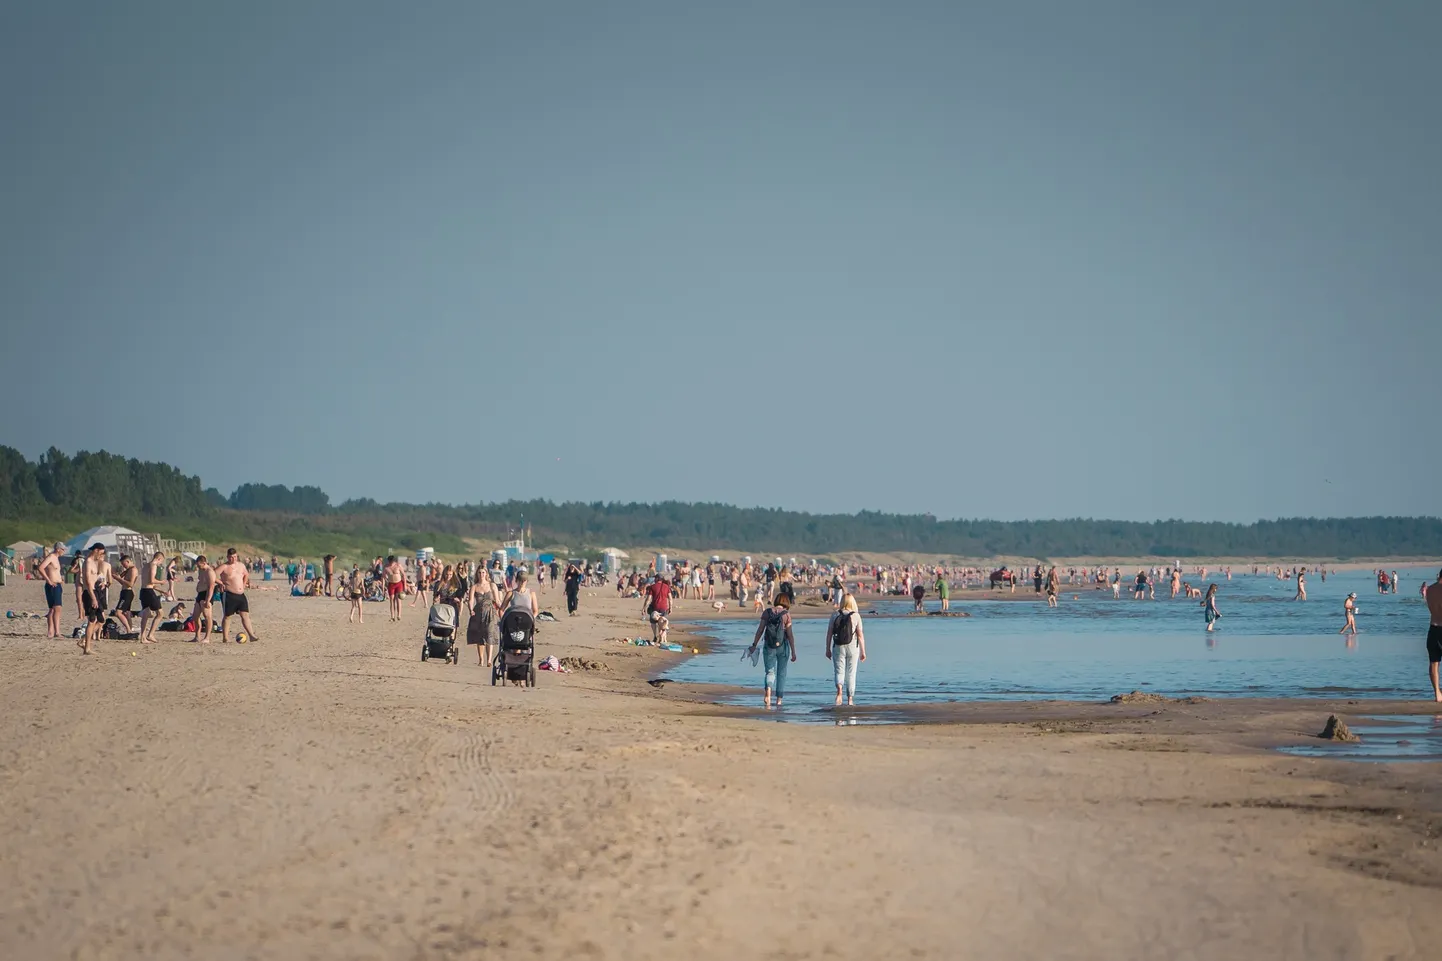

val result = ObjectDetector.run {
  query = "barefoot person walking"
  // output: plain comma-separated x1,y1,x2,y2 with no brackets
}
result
824,593,867,706
189,555,218,643
217,548,258,642
465,568,499,667
1425,570,1442,703
38,542,65,639
747,593,796,709
1339,592,1358,637
384,555,405,621
138,551,166,643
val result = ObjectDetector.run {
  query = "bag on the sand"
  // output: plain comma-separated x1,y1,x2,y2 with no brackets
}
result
102,617,120,639
830,611,854,646
763,609,787,649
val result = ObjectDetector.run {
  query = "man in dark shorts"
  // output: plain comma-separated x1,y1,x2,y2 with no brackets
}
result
112,554,138,633
1425,569,1442,703
190,555,218,643
217,547,258,642
38,542,66,638
138,550,166,643
80,542,110,654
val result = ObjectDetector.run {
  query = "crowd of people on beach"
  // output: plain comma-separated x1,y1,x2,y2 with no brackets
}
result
21,542,1442,702
32,541,259,652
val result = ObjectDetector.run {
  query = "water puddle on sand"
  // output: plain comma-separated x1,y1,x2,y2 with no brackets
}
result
1279,715,1442,762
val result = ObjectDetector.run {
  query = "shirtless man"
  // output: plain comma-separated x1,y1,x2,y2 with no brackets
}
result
190,555,218,643
138,550,166,643
112,554,138,633
1424,570,1442,702
217,548,258,642
384,555,405,621
80,543,111,654
323,554,336,597
38,542,66,638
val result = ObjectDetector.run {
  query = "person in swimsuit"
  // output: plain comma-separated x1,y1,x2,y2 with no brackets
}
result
80,543,110,654
190,555,217,643
1424,570,1442,703
384,555,405,620
138,550,166,643
217,548,258,642
1045,567,1059,608
1339,592,1358,637
346,565,365,624
410,559,429,608
38,542,66,638
112,554,138,633
1294,568,1307,601
70,553,87,622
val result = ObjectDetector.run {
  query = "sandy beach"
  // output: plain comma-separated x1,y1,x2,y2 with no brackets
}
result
2,579,1440,960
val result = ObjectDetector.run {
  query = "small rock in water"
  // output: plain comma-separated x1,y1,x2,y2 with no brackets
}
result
1318,714,1360,742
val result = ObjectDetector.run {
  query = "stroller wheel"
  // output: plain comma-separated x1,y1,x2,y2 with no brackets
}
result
421,646,429,661
490,669,497,686
528,665,536,687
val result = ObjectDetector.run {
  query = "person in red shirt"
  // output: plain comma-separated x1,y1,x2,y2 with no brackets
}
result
643,574,673,645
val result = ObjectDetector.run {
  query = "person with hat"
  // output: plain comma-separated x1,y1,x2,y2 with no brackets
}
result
37,542,66,639
1339,592,1358,637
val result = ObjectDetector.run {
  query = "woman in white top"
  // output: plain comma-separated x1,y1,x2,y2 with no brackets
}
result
824,593,867,706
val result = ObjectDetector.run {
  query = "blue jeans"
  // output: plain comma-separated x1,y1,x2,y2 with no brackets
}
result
763,645,789,697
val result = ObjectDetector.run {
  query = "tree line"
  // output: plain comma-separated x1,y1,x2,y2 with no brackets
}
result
3,446,1439,558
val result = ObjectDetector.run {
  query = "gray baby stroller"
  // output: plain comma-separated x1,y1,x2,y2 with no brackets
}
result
423,602,460,664
492,609,536,686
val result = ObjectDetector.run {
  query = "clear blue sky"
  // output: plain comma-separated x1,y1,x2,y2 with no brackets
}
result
3,1,1438,522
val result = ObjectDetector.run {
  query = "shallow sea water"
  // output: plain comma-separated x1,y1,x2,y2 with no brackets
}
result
666,567,1440,713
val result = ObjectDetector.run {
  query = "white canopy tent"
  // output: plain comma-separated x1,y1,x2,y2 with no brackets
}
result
64,525,141,557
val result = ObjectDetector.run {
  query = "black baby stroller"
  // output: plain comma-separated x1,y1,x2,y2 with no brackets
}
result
422,602,460,664
492,609,536,686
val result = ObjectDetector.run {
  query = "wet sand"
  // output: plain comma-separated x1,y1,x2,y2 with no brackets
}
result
2,579,1440,960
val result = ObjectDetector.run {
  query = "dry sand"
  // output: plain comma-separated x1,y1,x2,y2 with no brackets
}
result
2,578,1440,960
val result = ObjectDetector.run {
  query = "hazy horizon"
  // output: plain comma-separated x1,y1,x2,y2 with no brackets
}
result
4,2,1439,522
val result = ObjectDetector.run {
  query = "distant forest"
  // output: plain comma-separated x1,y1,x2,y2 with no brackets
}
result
3,446,1440,560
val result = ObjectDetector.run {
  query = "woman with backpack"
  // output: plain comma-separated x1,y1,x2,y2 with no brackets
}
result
825,593,867,706
747,593,796,709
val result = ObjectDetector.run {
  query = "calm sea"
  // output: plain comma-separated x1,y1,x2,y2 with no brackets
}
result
666,566,1439,705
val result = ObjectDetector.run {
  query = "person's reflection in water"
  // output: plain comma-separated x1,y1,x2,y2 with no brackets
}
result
1345,635,1358,651
1205,634,1218,651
